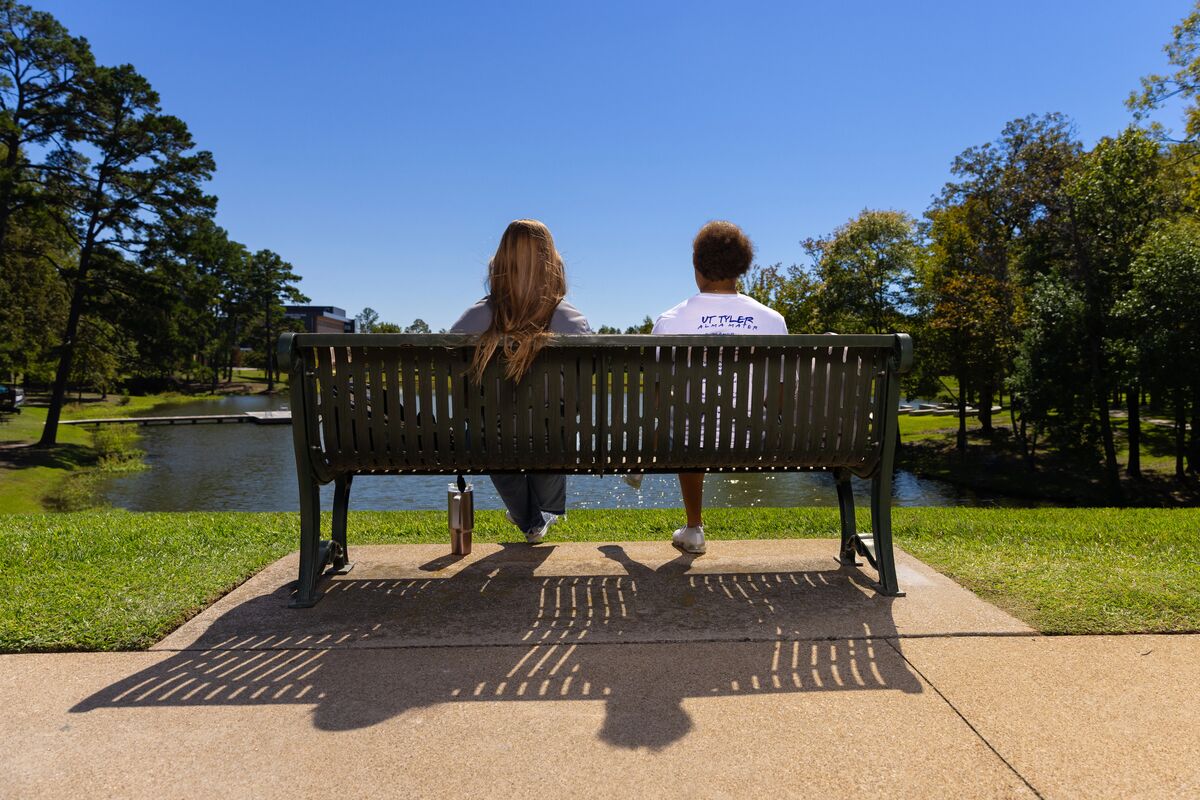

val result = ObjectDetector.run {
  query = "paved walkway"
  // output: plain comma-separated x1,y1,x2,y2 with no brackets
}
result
2,540,1197,799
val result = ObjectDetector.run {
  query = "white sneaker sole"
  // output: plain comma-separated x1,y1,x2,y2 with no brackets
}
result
672,539,706,555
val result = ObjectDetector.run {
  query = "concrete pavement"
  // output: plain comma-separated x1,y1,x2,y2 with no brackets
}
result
2,539,1197,799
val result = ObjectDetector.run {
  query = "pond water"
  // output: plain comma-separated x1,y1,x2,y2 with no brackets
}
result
96,395,1026,512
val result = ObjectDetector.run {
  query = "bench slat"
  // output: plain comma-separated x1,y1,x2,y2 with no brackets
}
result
667,346,685,462
607,348,625,469
451,350,472,471
811,346,832,463
383,350,406,469
643,344,664,467
432,348,452,468
561,350,579,469
315,346,341,463
746,347,770,461
825,347,850,468
581,354,598,471
347,346,367,465
365,348,385,470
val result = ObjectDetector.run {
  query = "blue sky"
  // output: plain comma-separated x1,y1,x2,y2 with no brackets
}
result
38,1,1192,330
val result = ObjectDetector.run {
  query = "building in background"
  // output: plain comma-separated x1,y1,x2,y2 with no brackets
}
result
284,305,357,333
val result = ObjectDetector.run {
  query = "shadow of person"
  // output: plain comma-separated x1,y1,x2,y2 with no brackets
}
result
602,689,694,751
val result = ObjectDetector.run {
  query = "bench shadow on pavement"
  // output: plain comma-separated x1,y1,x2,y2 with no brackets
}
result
72,544,922,751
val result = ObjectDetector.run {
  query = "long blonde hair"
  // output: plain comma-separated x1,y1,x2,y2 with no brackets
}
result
470,219,567,382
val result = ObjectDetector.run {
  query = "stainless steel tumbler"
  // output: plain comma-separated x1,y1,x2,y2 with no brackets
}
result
448,481,474,555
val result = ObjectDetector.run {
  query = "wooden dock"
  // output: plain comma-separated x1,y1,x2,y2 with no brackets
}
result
63,411,292,427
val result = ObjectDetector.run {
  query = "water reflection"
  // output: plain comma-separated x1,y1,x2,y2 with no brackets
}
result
97,395,1028,512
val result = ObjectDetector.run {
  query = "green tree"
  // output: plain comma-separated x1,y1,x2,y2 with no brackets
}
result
0,205,67,381
404,318,430,334
803,209,918,334
1119,218,1200,478
69,314,124,398
38,64,216,445
927,114,1080,436
742,263,821,333
245,248,306,391
1064,127,1168,486
624,315,653,334
134,215,249,390
1129,2,1200,142
596,325,620,334
356,307,379,333
1009,275,1092,466
0,1,92,264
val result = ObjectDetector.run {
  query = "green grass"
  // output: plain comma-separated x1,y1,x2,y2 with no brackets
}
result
1,507,1197,652
898,413,959,442
231,367,287,385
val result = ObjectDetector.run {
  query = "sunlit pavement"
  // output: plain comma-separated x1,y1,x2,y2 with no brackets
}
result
3,540,1196,799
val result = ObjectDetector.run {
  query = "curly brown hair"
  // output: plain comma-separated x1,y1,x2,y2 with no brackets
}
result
692,220,755,281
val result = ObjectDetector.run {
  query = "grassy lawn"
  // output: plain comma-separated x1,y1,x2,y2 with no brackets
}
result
1,507,1196,652
898,413,959,442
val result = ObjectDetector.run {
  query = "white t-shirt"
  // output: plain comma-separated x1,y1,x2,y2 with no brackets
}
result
651,292,788,335
651,294,786,444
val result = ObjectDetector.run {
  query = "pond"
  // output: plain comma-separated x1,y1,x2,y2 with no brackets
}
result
96,395,1027,512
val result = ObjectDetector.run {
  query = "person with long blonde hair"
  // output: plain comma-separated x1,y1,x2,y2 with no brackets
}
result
450,219,591,543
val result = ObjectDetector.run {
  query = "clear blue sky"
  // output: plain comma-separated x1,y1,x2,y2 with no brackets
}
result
38,0,1192,330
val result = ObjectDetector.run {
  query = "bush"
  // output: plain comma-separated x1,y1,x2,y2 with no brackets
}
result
90,427,146,472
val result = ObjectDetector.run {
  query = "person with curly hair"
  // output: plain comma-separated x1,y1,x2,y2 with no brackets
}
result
652,220,787,554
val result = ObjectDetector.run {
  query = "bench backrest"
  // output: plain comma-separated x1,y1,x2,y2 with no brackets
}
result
280,333,912,482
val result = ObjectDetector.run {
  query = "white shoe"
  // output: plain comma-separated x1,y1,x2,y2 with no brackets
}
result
671,525,706,554
526,511,563,544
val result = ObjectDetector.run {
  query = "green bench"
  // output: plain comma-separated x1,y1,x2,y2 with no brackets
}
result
278,332,914,608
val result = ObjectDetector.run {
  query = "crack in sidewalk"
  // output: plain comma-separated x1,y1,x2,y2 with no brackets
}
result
884,637,1045,800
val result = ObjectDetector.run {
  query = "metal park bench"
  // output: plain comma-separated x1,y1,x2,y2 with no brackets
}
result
278,332,914,608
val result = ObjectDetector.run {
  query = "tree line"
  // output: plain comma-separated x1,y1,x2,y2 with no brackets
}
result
0,1,306,445
743,6,1200,490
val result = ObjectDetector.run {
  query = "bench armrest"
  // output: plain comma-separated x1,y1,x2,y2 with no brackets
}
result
277,333,297,373
895,333,913,375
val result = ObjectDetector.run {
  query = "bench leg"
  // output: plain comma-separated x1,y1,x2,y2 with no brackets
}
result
290,476,325,608
330,474,354,574
870,469,905,597
834,469,861,566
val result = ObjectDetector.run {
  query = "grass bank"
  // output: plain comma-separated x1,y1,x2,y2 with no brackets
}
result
898,414,1200,505
1,507,1196,652
0,393,220,512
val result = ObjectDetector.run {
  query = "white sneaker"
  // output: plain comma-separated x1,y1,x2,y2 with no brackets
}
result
671,525,706,554
526,511,563,544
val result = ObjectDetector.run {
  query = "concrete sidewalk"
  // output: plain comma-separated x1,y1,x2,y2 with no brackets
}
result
2,540,1197,799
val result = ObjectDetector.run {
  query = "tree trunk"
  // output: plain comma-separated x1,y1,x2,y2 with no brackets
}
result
1189,385,1199,474
1011,398,1033,469
209,346,220,394
956,377,968,452
979,383,994,434
1096,384,1121,495
1066,198,1121,498
265,322,274,392
38,269,89,447
1126,383,1141,480
1175,387,1187,481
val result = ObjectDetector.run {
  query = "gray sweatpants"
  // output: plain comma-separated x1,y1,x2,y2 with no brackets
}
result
490,474,567,534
